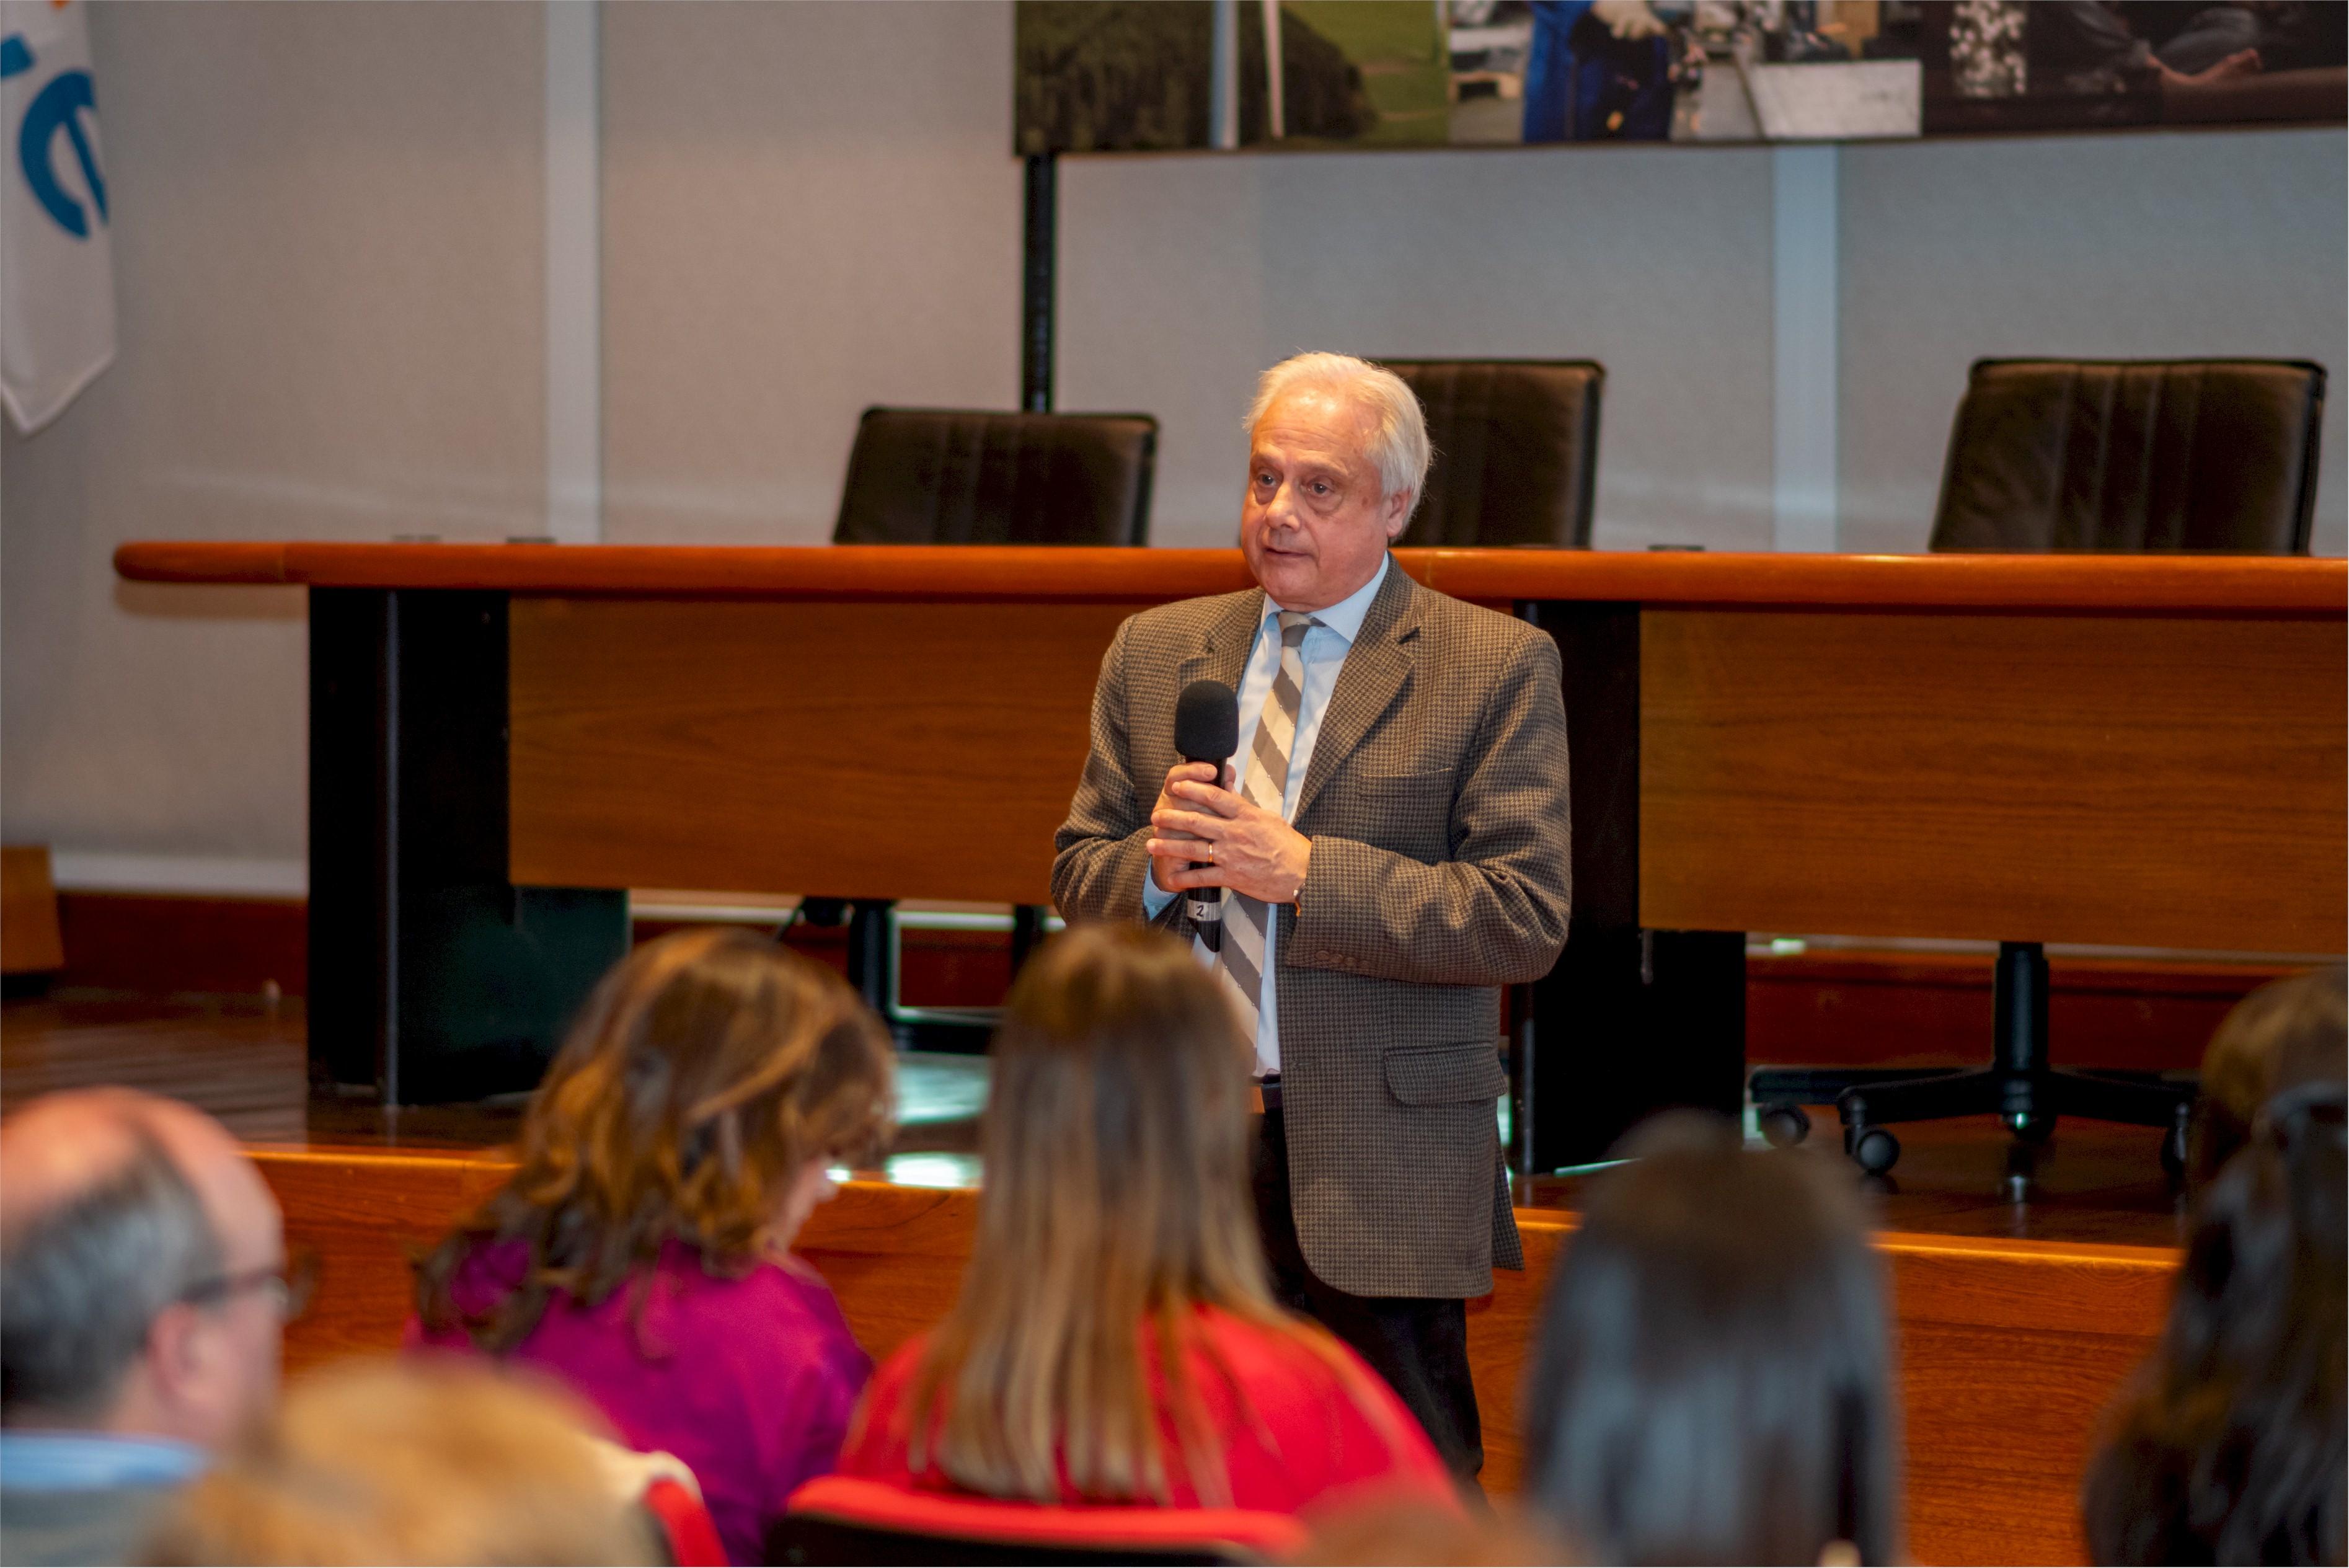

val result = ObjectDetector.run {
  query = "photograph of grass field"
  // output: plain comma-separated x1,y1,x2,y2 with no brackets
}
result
1015,0,1448,153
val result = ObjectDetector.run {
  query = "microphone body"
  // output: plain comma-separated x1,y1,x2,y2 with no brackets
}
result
1185,866,1224,951
1172,680,1239,952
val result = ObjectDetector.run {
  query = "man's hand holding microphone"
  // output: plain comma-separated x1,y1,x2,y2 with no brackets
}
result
1146,681,1312,942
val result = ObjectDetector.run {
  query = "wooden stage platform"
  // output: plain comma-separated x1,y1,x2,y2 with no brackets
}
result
2,993,2187,1565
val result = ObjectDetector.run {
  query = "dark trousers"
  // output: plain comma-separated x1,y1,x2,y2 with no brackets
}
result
1250,1107,1484,1484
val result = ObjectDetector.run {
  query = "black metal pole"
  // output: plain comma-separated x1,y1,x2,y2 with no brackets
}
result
846,900,895,1022
1021,152,1056,413
1993,941,2050,1079
1008,903,1045,976
1011,151,1061,975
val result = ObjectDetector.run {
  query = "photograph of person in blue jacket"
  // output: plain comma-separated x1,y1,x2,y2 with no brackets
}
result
1521,0,1678,140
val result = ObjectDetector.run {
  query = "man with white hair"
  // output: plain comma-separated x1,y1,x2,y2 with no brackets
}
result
1055,352,1573,1481
0,1089,293,1564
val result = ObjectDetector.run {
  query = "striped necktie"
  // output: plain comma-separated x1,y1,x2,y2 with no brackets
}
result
1210,610,1316,1042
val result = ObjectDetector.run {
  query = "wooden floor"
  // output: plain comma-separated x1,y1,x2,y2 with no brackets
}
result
2,992,2188,1565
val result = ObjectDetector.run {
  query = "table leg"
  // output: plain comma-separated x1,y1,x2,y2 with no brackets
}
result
309,588,627,1104
1512,600,1746,1171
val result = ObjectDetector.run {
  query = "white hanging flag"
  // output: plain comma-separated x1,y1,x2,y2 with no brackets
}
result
1,0,113,432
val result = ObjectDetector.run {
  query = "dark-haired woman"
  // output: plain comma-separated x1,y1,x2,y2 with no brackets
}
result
2082,971,2347,1567
2186,966,2347,1193
408,929,895,1565
1520,1114,1903,1566
838,923,1453,1517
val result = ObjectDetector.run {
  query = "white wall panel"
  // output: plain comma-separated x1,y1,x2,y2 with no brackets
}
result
1,1,544,864
598,1,1020,544
1840,130,2347,556
1058,144,1779,550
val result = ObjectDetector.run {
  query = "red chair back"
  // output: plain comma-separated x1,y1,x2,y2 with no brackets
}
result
644,1476,727,1566
771,1475,1307,1566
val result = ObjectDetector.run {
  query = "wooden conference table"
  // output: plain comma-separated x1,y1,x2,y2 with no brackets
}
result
116,543,2347,1156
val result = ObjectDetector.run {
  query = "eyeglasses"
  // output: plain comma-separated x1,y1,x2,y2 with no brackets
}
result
178,1248,318,1323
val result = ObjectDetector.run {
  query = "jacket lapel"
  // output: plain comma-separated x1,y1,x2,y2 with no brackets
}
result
1174,590,1265,725
1294,561,1421,823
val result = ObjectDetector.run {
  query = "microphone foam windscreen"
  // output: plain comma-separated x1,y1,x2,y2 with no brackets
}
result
1174,679,1239,762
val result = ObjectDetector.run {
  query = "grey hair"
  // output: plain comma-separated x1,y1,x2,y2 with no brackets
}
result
1244,352,1433,513
1,1128,224,1421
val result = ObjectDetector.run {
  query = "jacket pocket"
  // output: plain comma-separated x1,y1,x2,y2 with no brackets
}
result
1323,768,1454,863
1383,1040,1508,1106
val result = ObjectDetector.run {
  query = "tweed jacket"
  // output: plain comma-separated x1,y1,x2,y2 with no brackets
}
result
1051,561,1572,1300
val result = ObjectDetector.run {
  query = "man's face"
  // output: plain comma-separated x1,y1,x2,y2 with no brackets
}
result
187,1151,287,1445
1241,388,1412,613
156,1112,287,1448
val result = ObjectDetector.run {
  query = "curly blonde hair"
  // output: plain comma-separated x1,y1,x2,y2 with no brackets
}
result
146,1358,656,1564
415,928,893,1351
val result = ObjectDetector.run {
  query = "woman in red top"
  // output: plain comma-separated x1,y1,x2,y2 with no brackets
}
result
838,924,1454,1518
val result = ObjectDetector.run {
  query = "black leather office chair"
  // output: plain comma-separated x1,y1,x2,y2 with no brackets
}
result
1930,358,2324,554
1382,361,1604,547
1753,358,2327,1182
818,407,1157,1040
833,407,1157,546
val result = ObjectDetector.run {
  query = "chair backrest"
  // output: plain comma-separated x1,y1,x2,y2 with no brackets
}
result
770,1476,1305,1567
834,408,1158,546
580,1436,726,1566
1929,358,2325,554
1382,360,1604,548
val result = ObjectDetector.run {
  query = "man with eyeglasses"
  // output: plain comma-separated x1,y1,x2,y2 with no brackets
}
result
1,1089,301,1566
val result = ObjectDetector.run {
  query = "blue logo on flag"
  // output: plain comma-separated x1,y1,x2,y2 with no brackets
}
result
2,33,107,239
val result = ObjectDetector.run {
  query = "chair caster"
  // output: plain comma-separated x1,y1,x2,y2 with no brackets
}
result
1758,1102,1811,1148
1848,1125,1900,1175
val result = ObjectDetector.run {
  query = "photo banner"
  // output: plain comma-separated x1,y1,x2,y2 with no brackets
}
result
1015,1,2347,155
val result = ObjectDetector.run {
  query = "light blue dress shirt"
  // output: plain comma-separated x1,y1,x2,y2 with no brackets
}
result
0,1430,206,1490
1145,553,1392,1078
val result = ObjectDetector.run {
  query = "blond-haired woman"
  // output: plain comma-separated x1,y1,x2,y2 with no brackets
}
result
838,924,1453,1515
408,929,893,1565
146,1359,661,1565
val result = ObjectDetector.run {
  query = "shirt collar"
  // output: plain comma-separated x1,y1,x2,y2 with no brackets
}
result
0,1430,208,1492
1265,552,1390,647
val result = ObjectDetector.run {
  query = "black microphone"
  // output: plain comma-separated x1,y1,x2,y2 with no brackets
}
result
1172,678,1239,951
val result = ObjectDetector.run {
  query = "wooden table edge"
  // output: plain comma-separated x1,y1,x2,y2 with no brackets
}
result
115,542,2348,614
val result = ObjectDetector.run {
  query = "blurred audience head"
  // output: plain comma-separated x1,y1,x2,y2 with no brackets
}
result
2082,1010,2345,1566
1296,1497,1575,1566
417,927,893,1350
1,1088,287,1449
905,922,1276,1505
2189,965,2347,1194
143,1357,656,1565
1521,1113,1901,1566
